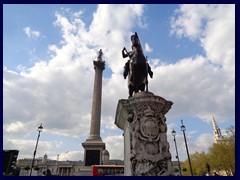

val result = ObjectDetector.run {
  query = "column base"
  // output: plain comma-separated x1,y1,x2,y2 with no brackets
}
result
82,139,105,166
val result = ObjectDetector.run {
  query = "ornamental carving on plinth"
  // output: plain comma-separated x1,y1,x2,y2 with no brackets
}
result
128,103,171,176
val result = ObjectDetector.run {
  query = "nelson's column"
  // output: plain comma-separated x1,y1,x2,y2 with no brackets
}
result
82,49,106,166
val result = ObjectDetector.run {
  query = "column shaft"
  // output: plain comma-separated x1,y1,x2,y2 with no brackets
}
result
88,60,105,140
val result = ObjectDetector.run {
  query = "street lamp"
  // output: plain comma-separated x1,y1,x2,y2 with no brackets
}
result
180,120,193,176
171,129,182,176
56,154,60,175
30,123,43,176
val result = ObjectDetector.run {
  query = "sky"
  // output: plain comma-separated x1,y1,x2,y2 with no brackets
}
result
3,4,235,163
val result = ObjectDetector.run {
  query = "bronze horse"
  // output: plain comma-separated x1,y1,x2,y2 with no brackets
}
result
122,32,153,97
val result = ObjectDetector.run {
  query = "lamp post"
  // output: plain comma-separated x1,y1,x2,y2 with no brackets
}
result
30,123,43,176
171,129,182,176
56,154,60,175
180,120,193,176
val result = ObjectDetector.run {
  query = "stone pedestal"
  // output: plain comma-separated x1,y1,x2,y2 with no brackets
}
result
115,92,173,176
82,140,105,166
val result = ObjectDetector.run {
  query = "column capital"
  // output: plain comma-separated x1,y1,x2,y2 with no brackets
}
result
93,60,105,70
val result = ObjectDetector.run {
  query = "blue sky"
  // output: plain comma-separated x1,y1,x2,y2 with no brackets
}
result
4,4,202,70
3,4,235,162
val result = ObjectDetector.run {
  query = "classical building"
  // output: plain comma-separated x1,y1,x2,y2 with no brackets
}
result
17,154,183,176
17,153,123,176
17,155,90,176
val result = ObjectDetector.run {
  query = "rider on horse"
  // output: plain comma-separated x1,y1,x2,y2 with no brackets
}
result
122,32,153,97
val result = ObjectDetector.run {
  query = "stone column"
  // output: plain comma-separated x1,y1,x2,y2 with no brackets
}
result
88,60,105,140
115,92,173,176
82,50,106,166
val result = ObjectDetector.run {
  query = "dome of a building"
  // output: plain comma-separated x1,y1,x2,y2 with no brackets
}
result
102,149,109,156
43,153,48,163
102,149,110,164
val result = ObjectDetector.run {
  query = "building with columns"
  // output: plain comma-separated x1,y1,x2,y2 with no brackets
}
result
16,153,121,176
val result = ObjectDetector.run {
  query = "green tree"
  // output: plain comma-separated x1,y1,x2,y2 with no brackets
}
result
181,160,189,176
180,126,235,176
191,151,210,176
181,151,210,176
208,126,235,175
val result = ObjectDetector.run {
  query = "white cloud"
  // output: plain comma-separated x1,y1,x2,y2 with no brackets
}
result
160,4,235,122
5,121,25,133
57,151,84,161
4,4,145,160
168,131,213,161
170,4,206,40
193,133,213,151
170,4,235,73
144,42,153,52
201,5,235,75
158,4,235,159
149,55,234,123
103,135,124,160
17,64,27,72
23,26,41,39
4,138,64,159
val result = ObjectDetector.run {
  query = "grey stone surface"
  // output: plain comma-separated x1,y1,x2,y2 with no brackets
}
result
115,92,173,176
87,60,105,141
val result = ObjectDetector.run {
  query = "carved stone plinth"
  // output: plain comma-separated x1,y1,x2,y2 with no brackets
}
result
115,92,173,176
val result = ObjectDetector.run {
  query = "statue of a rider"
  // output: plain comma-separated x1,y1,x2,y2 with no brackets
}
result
122,32,153,97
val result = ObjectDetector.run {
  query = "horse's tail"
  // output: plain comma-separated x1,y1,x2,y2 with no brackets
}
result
146,80,148,92
145,56,149,92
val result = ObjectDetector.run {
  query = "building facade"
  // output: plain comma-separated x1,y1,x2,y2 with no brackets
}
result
17,153,123,176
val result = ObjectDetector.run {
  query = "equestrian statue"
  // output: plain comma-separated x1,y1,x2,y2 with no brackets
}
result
122,32,153,97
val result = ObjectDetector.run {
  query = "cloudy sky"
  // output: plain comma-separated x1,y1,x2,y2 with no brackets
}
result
3,4,235,162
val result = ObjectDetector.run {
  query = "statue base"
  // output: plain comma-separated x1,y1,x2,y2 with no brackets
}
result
115,92,173,176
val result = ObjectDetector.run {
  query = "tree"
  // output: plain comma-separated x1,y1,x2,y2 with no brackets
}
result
180,126,235,176
208,126,235,175
181,151,210,176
